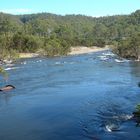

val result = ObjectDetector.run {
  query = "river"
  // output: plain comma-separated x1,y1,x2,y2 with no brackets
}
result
0,51,140,140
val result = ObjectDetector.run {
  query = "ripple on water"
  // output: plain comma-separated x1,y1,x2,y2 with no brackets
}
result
79,99,134,140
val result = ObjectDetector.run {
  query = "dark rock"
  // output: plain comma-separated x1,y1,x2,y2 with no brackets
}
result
133,111,140,117
138,82,140,87
132,111,140,126
0,85,15,92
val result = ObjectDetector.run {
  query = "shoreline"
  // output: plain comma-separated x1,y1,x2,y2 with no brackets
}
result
68,46,109,56
19,46,109,59
19,53,39,58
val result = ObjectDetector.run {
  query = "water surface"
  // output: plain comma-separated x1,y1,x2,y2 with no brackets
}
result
0,51,140,140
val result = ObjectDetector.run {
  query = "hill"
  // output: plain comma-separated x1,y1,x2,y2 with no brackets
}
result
0,10,140,59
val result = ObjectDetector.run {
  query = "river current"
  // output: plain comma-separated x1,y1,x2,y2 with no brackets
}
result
0,50,140,140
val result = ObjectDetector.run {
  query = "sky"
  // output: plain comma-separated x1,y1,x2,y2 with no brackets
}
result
0,0,140,17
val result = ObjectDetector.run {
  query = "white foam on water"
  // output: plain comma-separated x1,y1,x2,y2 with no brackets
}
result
98,55,107,58
105,123,119,132
115,59,125,63
113,114,133,121
55,62,61,65
100,57,109,61
102,52,115,56
5,67,20,71
36,60,42,63
115,59,130,63
124,115,133,120
21,61,27,65
105,114,133,132
105,125,113,132
98,55,109,61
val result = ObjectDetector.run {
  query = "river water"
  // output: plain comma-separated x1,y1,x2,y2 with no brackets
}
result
0,51,140,140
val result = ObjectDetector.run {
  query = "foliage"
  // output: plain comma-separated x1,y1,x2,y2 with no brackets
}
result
112,33,140,59
0,10,140,58
136,104,140,112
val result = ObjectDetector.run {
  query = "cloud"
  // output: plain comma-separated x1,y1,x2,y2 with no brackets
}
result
0,8,33,14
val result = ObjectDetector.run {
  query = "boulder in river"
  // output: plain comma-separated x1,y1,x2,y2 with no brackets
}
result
0,85,15,92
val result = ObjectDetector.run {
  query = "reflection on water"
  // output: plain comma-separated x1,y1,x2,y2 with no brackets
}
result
0,51,140,140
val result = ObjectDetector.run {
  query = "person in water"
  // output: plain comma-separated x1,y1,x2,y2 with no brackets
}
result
0,85,15,92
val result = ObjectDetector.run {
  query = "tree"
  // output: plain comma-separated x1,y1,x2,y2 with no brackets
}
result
113,33,140,59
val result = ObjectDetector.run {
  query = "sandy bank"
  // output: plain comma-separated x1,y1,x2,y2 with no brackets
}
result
19,46,109,58
68,46,109,55
19,53,39,58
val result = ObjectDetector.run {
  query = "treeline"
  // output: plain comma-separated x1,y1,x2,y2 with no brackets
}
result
0,10,140,59
112,33,140,60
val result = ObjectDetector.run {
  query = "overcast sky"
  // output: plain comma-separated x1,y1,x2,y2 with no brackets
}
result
0,0,140,17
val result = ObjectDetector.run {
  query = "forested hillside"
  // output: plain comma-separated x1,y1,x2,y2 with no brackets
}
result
0,10,140,59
